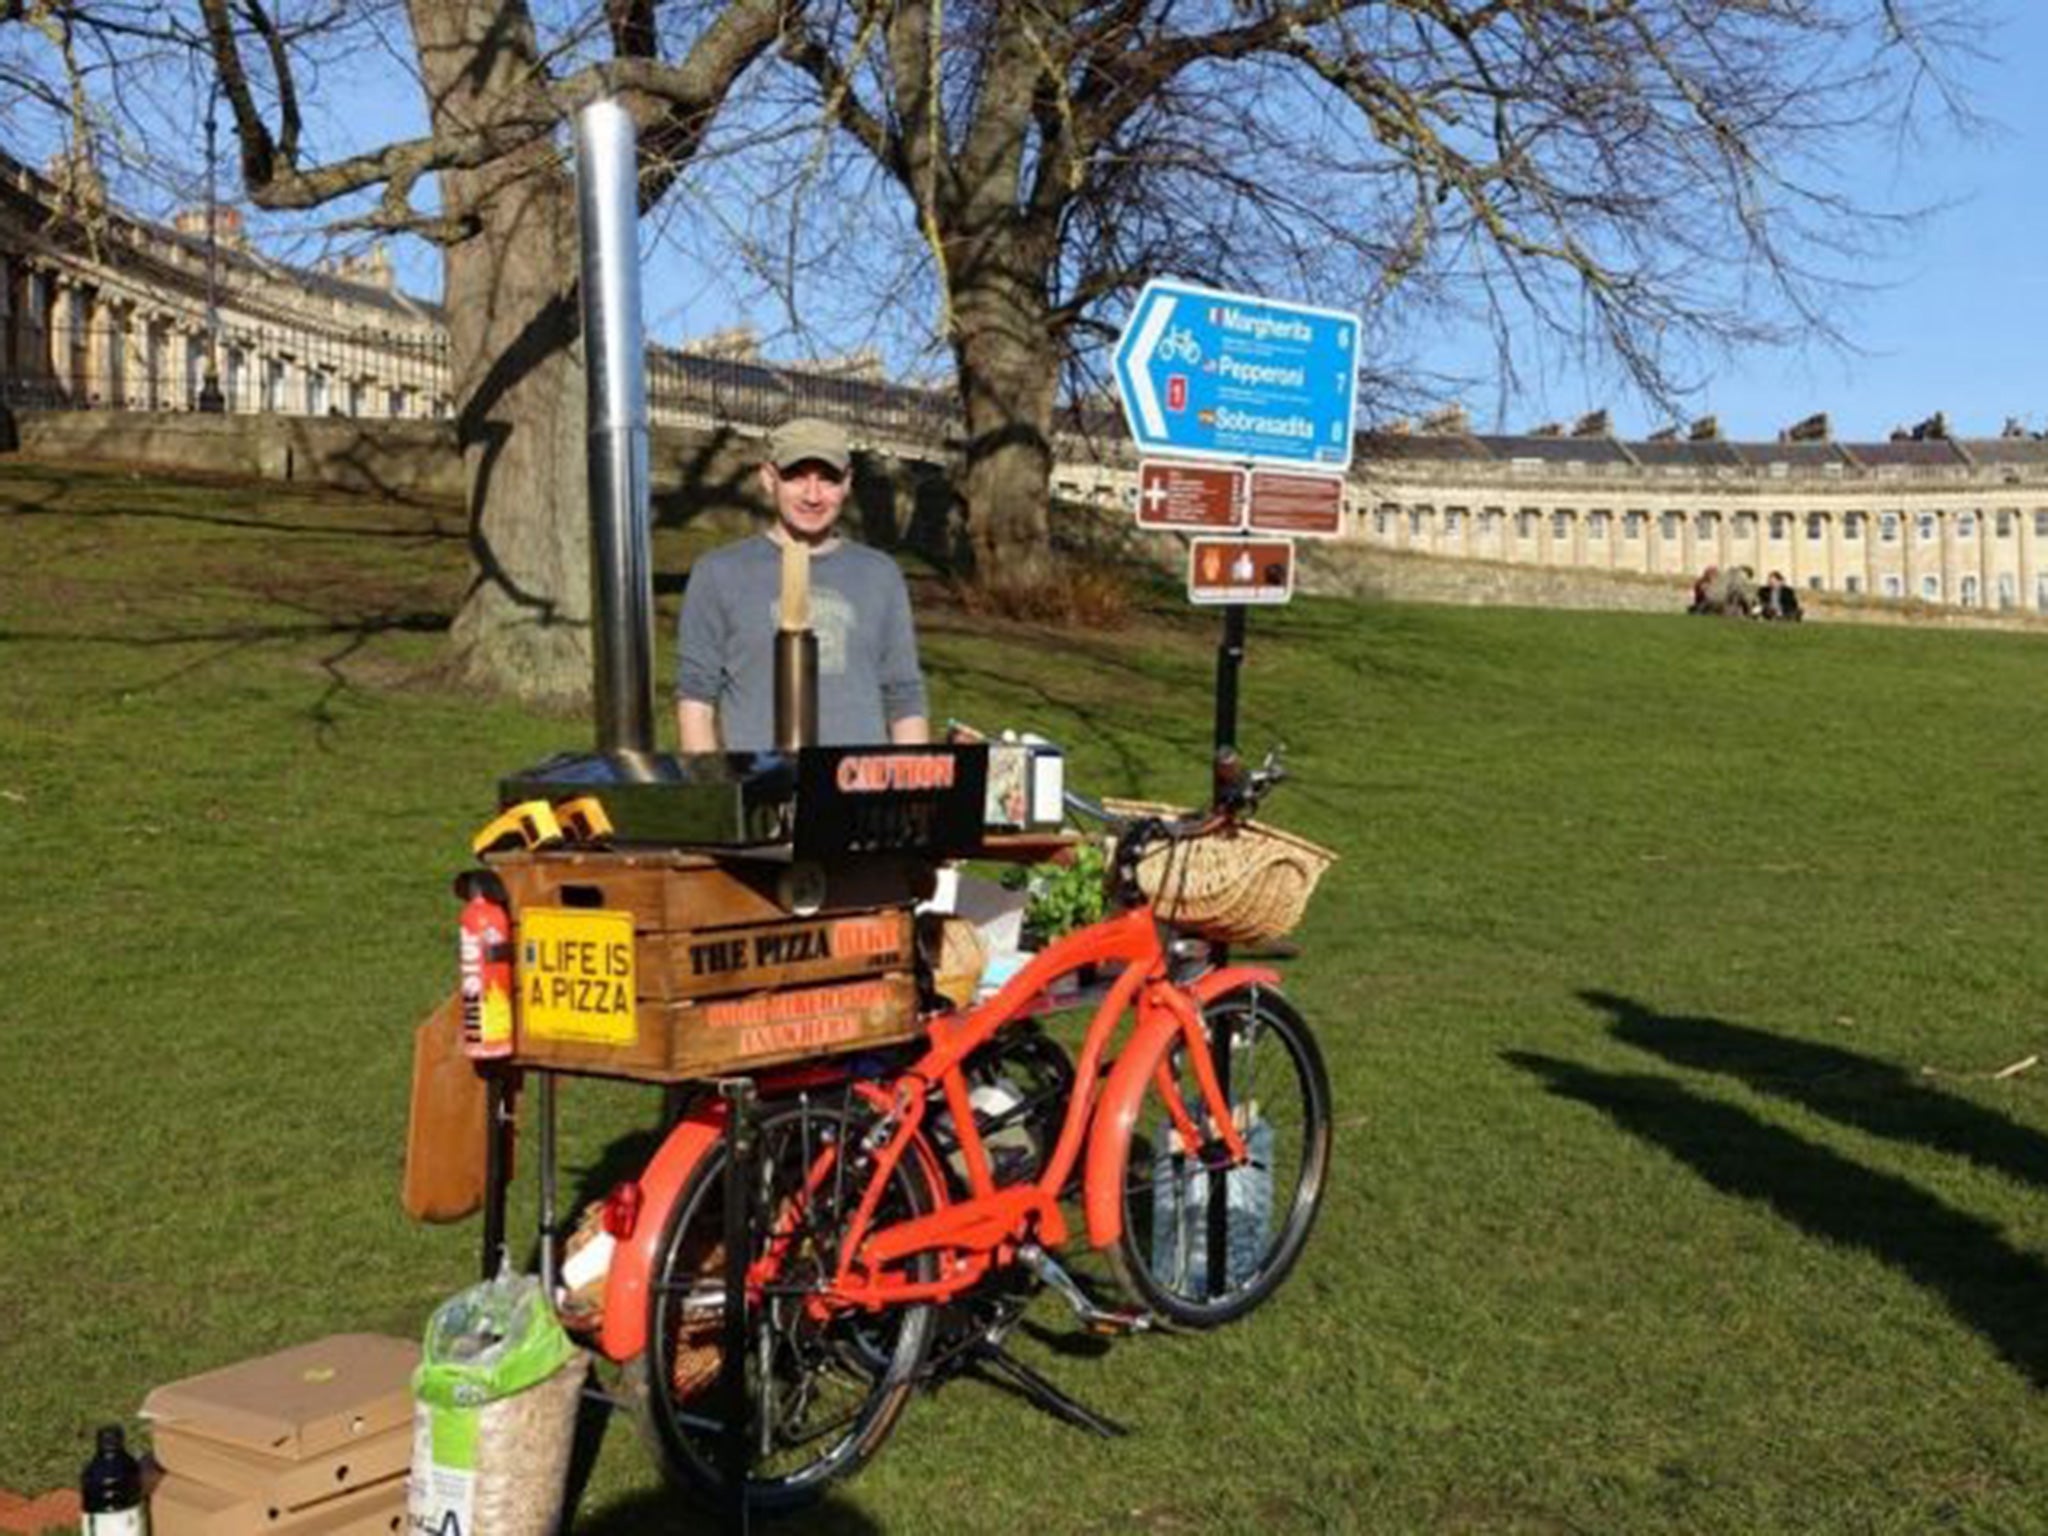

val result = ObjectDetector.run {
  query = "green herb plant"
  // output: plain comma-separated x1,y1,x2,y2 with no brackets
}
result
1006,838,1110,946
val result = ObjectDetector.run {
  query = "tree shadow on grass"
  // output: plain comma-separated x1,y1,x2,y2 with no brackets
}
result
1584,989,2048,1195
1503,1049,2048,1389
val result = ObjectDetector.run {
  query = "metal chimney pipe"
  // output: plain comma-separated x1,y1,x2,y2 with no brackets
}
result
574,97,655,755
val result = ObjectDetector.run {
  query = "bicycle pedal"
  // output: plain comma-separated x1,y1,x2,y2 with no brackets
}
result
1082,1310,1152,1338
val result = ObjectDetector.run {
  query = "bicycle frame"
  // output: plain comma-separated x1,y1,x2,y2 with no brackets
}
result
595,903,1281,1361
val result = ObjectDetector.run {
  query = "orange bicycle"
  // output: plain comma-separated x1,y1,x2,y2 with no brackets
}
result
589,751,1334,1510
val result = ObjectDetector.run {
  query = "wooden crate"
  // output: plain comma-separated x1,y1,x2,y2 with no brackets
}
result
483,847,927,1081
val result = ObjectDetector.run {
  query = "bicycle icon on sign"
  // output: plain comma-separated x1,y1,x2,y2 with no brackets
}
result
1156,326,1203,365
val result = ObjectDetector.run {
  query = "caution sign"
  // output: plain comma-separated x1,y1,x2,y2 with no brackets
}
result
1188,537,1295,606
519,907,637,1044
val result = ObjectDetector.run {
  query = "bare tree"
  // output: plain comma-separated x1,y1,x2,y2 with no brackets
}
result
756,0,1978,597
181,0,789,707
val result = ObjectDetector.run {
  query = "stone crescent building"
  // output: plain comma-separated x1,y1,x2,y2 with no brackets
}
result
5,144,2046,615
0,146,447,422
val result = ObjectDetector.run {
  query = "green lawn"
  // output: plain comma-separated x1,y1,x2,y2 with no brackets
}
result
6,459,2048,1533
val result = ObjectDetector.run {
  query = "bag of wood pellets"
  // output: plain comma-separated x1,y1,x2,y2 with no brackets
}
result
408,1275,587,1536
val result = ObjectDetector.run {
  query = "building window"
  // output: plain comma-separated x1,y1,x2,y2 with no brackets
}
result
1693,512,1716,542
346,379,365,418
1481,509,1503,537
1960,575,1980,607
1806,513,1826,541
1587,511,1610,540
1624,511,1645,540
1997,509,2015,538
307,369,329,415
1660,512,1681,541
1843,512,1864,541
1998,573,2016,610
1733,511,1757,538
2038,573,2048,609
1921,574,1941,601
1409,509,1428,538
1374,508,1393,538
1768,513,1791,541
2035,511,2048,540
388,388,406,419
1551,510,1572,541
1917,512,1937,542
1845,575,1863,595
1883,574,1904,598
1957,510,1977,538
1443,508,1463,536
1518,510,1537,539
1881,513,1901,543
1807,575,1824,591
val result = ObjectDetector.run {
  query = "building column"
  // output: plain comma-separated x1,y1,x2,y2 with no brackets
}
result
84,289,114,406
46,277,75,396
0,252,13,375
1976,508,1993,607
2020,510,2040,613
1939,509,1958,607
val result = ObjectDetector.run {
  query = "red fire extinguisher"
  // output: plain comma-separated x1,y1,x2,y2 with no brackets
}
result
458,880,515,1061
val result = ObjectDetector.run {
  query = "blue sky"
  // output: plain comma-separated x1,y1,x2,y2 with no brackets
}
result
1537,3,2048,443
231,5,2048,445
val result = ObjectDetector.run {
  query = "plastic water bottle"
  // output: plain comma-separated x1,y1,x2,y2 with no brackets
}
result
1151,1114,1275,1294
80,1425,146,1536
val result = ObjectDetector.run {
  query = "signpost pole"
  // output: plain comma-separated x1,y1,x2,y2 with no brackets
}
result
1213,601,1246,771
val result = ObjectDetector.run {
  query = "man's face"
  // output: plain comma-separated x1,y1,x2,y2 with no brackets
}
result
762,458,849,544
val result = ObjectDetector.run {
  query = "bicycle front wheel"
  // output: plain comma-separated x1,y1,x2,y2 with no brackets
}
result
1108,987,1332,1328
626,1096,937,1513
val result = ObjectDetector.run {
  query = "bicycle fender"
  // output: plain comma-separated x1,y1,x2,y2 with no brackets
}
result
1187,966,1282,1008
1079,969,1284,1249
1082,1005,1183,1250
596,1101,728,1363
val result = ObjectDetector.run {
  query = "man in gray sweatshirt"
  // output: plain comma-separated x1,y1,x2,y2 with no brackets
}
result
674,417,930,752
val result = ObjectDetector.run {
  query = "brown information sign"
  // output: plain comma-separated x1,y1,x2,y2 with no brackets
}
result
1248,469,1345,538
1188,538,1295,606
1137,460,1245,531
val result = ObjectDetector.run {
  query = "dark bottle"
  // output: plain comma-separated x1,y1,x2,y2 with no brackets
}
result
80,1424,146,1535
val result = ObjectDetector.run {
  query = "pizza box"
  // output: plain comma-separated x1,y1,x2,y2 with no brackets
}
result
141,1335,417,1464
147,1466,405,1536
150,1420,410,1512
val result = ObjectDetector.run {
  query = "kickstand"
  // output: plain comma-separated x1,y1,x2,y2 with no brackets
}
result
967,1340,1129,1439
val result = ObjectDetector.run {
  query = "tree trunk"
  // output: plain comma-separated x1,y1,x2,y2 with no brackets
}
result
411,1,591,711
950,264,1060,594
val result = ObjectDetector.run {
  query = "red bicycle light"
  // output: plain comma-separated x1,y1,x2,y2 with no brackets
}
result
602,1180,643,1239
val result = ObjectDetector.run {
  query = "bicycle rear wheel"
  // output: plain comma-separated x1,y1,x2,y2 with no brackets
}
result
1107,987,1331,1328
626,1095,937,1513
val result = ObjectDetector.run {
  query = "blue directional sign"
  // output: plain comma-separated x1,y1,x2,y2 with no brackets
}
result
1113,278,1361,472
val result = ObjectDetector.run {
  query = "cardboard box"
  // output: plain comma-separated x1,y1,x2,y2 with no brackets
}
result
150,1423,409,1513
147,1469,404,1536
141,1335,417,1463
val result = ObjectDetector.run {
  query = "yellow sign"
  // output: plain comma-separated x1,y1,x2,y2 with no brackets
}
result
519,907,637,1044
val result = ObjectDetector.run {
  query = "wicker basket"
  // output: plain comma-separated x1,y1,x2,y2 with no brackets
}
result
1104,800,1336,945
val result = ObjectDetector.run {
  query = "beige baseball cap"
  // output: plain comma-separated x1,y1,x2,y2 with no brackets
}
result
766,417,851,474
